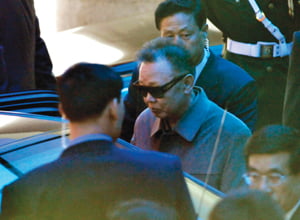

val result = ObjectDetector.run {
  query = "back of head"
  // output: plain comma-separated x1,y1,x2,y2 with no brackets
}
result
107,199,177,220
137,37,195,76
244,124,300,175
155,0,206,30
57,62,123,122
209,189,284,220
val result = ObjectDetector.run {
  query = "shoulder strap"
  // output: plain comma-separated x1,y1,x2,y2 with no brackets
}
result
248,0,288,55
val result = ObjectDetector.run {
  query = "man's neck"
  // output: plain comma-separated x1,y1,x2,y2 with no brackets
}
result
194,48,210,83
69,122,107,140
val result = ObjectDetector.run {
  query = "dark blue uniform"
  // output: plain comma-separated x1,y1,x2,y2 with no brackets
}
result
203,0,300,129
283,31,300,130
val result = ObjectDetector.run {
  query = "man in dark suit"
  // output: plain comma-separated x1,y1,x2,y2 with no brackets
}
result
244,125,300,220
283,31,300,130
0,63,196,220
0,0,56,92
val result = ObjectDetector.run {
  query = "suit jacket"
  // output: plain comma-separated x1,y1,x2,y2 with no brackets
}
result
283,31,300,129
121,51,257,141
196,52,257,131
1,140,196,220
0,0,56,92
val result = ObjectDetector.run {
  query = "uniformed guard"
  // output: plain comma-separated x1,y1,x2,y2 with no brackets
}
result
202,0,300,129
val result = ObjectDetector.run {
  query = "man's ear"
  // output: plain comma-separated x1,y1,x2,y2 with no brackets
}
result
108,98,119,121
183,74,194,94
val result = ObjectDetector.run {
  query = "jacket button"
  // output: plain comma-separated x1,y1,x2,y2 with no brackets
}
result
268,3,275,9
266,66,273,72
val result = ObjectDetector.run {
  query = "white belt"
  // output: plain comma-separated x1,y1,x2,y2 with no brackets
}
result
227,38,293,58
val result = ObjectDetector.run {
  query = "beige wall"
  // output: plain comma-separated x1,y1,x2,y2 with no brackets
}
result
56,0,162,31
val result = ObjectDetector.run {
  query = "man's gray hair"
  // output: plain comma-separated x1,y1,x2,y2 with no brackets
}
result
136,37,195,76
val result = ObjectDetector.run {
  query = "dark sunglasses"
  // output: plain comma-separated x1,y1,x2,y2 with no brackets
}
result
133,73,188,98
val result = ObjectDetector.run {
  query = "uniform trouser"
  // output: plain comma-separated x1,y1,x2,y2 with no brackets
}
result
224,50,289,130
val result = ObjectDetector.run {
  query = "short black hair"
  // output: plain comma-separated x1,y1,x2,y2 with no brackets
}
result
244,124,300,175
155,0,206,30
137,37,195,76
209,189,284,220
57,62,123,122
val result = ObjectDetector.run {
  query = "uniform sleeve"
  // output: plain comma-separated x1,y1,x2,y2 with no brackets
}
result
0,46,8,91
0,7,7,90
34,17,57,90
283,31,300,129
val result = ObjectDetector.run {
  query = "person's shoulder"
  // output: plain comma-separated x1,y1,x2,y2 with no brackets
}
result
116,147,181,169
117,146,180,162
218,113,252,141
137,107,152,117
205,99,251,134
224,111,252,134
135,108,156,125
2,157,63,194
205,52,254,82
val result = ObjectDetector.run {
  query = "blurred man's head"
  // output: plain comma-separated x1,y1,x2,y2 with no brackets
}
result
107,199,177,220
244,125,300,212
155,0,207,65
57,62,124,139
133,37,194,125
209,189,284,220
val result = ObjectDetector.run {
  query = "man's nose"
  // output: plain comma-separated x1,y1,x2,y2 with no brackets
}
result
257,176,272,193
144,92,156,103
172,35,183,44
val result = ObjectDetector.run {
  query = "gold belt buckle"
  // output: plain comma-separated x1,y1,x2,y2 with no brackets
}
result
260,44,274,58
